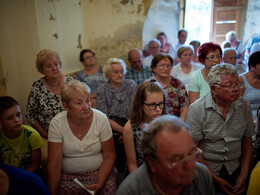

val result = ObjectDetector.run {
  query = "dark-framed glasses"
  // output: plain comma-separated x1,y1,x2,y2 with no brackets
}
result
144,102,165,110
205,55,222,62
213,82,243,89
162,147,202,169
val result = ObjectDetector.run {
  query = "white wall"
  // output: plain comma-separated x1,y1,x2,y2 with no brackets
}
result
142,0,179,48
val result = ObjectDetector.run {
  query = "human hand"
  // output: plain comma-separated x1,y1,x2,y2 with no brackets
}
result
85,183,103,195
233,175,246,194
215,176,237,195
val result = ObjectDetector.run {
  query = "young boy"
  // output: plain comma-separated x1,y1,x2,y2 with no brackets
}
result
0,96,44,173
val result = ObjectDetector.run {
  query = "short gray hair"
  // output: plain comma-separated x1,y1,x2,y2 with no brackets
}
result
102,58,127,78
225,31,237,41
61,80,91,104
140,115,191,160
148,38,161,48
223,48,237,58
207,63,238,86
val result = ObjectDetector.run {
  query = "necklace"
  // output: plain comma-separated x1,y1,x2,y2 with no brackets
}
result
152,179,166,195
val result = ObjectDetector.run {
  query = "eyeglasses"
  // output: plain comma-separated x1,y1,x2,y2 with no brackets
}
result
205,55,222,62
157,64,173,69
213,82,243,89
144,102,165,110
161,147,202,169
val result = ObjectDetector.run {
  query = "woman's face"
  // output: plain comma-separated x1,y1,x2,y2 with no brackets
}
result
41,58,61,79
203,49,222,70
180,50,193,65
142,91,164,123
153,58,172,79
82,52,96,67
65,92,92,120
108,63,124,85
157,35,167,46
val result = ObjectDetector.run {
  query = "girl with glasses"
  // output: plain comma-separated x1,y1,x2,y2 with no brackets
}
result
123,80,167,175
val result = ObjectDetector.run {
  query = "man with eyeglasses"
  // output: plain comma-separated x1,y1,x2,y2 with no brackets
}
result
187,63,255,195
115,115,215,195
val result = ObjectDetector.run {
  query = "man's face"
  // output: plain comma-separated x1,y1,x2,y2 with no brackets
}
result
148,128,196,188
223,51,237,66
213,74,240,103
149,42,160,56
178,31,187,44
129,50,143,71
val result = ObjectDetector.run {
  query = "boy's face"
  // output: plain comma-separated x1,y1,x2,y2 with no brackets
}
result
0,105,22,133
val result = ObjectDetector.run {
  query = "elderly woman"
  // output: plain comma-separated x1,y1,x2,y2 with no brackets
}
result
123,80,167,174
188,42,222,104
47,80,116,195
170,45,202,89
239,51,260,121
151,53,189,121
96,58,137,175
76,49,107,107
226,31,245,65
26,49,73,139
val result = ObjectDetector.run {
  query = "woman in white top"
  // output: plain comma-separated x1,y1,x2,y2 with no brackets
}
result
170,45,202,89
47,80,116,195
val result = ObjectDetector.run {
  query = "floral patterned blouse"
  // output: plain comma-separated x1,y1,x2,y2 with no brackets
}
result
163,76,189,116
26,76,73,132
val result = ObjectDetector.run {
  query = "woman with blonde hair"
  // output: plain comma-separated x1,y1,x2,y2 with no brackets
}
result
47,80,117,194
170,45,202,89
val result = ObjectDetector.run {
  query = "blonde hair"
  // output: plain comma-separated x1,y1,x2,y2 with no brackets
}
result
60,80,91,104
102,58,127,78
36,49,61,73
177,45,194,58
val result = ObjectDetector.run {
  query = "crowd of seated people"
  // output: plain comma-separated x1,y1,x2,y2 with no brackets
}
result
1,29,260,195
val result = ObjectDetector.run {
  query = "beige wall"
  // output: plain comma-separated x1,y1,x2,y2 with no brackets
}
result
0,0,41,122
0,0,152,124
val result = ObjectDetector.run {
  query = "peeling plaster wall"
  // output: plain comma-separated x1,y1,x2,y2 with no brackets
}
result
34,0,84,73
143,0,179,48
81,0,152,67
0,0,41,122
243,0,260,43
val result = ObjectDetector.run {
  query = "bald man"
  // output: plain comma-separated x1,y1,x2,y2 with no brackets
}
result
223,48,245,74
125,48,153,85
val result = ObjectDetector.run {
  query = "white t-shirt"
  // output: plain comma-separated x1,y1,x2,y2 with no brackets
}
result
170,62,203,89
48,109,112,173
142,55,154,67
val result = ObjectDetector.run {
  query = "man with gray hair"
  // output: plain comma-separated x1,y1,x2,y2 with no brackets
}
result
223,48,245,74
187,63,255,194
116,115,215,195
143,38,161,67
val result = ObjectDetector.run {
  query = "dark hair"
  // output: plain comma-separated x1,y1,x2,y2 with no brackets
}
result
130,79,167,126
0,96,19,117
151,53,173,73
248,51,260,71
189,40,201,47
156,32,167,38
198,42,222,64
178,29,188,36
79,49,95,62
